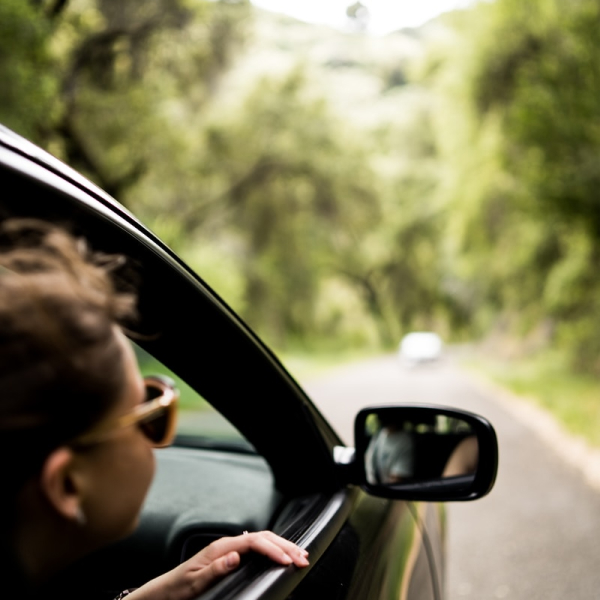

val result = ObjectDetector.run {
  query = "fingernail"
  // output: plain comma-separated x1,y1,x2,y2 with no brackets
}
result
281,554,293,564
298,555,310,567
301,549,309,556
226,553,237,569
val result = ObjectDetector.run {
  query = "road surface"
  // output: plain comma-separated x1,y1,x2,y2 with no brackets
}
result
302,354,600,600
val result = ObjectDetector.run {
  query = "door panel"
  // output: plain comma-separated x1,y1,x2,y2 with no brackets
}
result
283,492,437,600
345,497,434,600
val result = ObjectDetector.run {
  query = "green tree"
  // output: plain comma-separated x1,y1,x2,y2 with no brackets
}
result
172,68,382,348
432,0,600,371
1,0,252,204
0,1,57,141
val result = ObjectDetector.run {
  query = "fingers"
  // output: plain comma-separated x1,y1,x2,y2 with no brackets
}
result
125,533,308,600
245,531,309,567
123,553,243,600
209,551,240,577
201,531,309,568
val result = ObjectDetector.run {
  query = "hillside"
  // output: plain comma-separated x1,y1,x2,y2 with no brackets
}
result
214,7,457,129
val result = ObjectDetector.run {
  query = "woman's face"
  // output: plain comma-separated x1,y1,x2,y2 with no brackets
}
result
76,328,156,546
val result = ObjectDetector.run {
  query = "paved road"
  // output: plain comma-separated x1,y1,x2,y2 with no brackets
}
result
302,354,600,600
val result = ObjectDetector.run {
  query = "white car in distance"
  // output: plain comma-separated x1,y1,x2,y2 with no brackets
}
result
398,331,443,367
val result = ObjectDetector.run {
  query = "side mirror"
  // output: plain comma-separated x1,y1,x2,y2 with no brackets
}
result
352,405,498,501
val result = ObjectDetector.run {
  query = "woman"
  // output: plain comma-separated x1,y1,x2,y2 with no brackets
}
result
0,218,308,599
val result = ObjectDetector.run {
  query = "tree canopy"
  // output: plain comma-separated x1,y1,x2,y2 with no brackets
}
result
4,0,600,369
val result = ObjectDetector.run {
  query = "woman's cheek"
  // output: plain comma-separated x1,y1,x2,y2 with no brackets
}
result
89,436,156,543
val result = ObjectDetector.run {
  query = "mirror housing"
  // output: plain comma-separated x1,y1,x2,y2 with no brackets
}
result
344,404,498,502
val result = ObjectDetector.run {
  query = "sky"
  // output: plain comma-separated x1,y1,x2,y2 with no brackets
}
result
250,0,475,36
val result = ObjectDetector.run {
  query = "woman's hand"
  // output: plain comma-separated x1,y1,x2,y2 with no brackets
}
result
126,531,309,600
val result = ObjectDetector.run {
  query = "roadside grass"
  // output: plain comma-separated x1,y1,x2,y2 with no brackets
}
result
277,347,387,385
134,344,209,411
459,350,600,448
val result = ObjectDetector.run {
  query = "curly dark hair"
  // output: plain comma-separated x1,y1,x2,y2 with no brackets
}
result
0,218,138,488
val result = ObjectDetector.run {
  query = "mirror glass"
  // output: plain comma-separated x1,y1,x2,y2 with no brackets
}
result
362,411,479,486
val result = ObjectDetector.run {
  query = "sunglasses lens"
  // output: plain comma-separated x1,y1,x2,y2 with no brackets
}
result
140,380,176,447
139,409,169,445
145,379,167,402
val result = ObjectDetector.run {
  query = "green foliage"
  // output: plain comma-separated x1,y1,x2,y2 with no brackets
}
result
432,0,600,373
182,68,383,348
0,1,57,141
462,349,600,447
0,1,456,354
474,0,600,235
7,0,600,377
11,0,252,201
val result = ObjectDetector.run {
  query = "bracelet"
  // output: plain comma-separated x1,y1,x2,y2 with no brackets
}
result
114,590,137,599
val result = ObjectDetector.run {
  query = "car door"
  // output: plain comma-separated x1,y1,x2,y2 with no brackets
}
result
0,124,495,600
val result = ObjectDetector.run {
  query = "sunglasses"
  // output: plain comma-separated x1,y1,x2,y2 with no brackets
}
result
72,375,179,448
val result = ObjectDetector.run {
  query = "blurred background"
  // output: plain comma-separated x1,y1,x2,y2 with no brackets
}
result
4,0,600,470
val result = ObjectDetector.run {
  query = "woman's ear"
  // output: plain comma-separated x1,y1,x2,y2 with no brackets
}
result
40,447,85,524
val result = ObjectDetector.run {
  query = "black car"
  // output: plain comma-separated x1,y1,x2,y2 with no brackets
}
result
0,124,498,600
